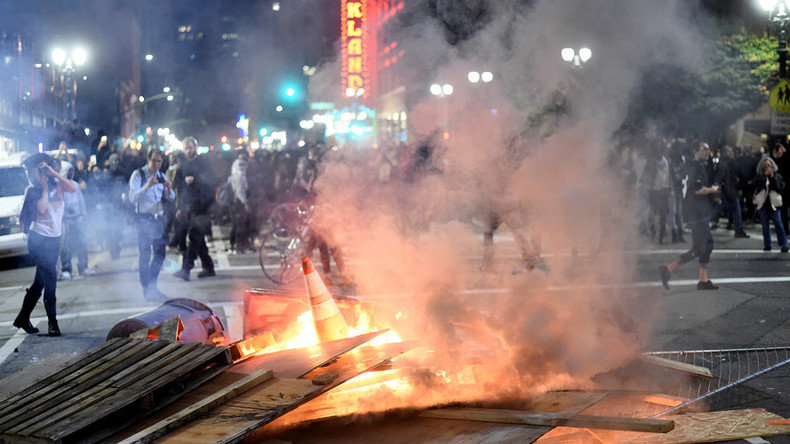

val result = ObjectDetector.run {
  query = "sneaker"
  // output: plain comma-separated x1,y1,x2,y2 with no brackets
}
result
197,268,216,278
734,232,750,238
173,269,190,281
764,246,772,251
658,265,670,290
59,271,72,281
782,246,789,253
697,280,719,290
80,268,96,276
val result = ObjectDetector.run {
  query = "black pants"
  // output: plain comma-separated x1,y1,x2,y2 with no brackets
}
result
27,231,61,321
182,218,214,272
135,216,167,293
678,220,714,266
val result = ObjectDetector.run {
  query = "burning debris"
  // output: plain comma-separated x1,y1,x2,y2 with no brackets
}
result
1,257,789,443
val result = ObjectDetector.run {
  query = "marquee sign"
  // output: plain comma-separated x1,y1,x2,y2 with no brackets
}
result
341,0,370,98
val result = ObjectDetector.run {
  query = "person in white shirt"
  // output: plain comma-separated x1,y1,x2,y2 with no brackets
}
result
128,148,175,301
14,153,77,336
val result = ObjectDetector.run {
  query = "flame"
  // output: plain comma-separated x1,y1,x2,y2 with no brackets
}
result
251,304,403,356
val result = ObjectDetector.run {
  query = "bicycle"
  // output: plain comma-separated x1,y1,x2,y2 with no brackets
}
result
258,202,313,285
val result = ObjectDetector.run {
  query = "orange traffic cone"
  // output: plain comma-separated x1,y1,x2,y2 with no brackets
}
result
302,257,349,342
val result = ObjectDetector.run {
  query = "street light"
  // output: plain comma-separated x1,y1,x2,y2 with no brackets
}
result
430,83,453,97
561,47,592,67
760,0,790,78
51,46,88,121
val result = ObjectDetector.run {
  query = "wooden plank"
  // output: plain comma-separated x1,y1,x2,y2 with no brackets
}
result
0,339,166,432
260,391,608,443
106,335,383,443
228,332,276,362
230,330,385,377
158,376,320,444
157,339,411,444
0,338,127,410
14,341,190,436
0,337,137,420
640,355,713,379
117,368,274,444
590,409,790,443
70,347,233,444
31,342,209,440
129,316,185,342
419,408,675,433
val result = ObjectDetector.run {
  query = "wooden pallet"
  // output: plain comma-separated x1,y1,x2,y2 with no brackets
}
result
0,337,232,443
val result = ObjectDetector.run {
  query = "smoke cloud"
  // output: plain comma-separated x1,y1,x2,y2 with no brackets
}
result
306,0,709,408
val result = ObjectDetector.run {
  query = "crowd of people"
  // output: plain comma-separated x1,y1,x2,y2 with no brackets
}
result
12,129,789,335
613,137,789,290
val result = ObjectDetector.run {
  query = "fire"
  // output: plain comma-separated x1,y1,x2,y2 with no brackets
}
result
251,304,403,356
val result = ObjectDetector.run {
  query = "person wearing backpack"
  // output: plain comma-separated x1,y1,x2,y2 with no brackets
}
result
128,148,175,301
15,153,77,336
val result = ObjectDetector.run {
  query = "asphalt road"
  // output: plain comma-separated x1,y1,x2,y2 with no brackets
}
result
0,220,788,438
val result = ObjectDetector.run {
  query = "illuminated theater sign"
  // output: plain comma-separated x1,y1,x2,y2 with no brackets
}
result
341,0,370,98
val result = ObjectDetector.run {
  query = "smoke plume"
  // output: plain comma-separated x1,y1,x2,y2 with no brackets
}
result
307,0,708,407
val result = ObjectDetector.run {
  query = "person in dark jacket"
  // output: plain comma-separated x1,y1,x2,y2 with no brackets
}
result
659,142,721,291
711,146,749,238
753,156,788,252
173,137,216,280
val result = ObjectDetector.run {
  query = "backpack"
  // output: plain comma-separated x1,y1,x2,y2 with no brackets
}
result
216,180,234,208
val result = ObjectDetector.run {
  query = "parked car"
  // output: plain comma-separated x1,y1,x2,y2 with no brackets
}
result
0,163,29,258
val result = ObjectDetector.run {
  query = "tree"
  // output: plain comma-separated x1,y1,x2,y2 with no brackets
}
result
623,27,776,140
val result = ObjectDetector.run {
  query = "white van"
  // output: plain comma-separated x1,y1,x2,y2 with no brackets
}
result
0,163,30,258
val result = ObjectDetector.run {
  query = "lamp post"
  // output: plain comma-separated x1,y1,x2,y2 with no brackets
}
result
51,47,87,122
430,83,453,139
561,47,592,67
760,0,790,78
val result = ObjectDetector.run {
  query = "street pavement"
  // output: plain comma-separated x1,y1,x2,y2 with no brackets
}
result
0,220,788,432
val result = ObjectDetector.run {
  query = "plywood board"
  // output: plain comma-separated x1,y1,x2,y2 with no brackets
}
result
158,340,415,443
601,409,790,443
231,330,384,377
420,408,674,433
261,391,608,443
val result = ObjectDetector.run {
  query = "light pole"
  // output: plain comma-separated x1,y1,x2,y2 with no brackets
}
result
561,47,592,67
51,47,87,122
760,0,790,78
430,83,453,139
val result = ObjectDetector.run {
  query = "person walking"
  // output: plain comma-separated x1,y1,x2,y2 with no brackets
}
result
128,148,175,301
14,153,77,336
753,156,789,252
659,142,721,291
173,137,216,280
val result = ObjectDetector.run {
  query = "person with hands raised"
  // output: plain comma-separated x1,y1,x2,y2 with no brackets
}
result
14,153,77,337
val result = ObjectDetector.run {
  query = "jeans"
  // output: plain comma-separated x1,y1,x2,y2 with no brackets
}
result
135,216,168,293
27,231,61,320
711,195,744,233
61,218,88,274
757,204,788,248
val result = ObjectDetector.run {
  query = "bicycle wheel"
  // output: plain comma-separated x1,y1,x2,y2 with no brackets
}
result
258,227,303,285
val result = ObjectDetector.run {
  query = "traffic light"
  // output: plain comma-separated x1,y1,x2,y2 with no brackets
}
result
220,135,228,144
